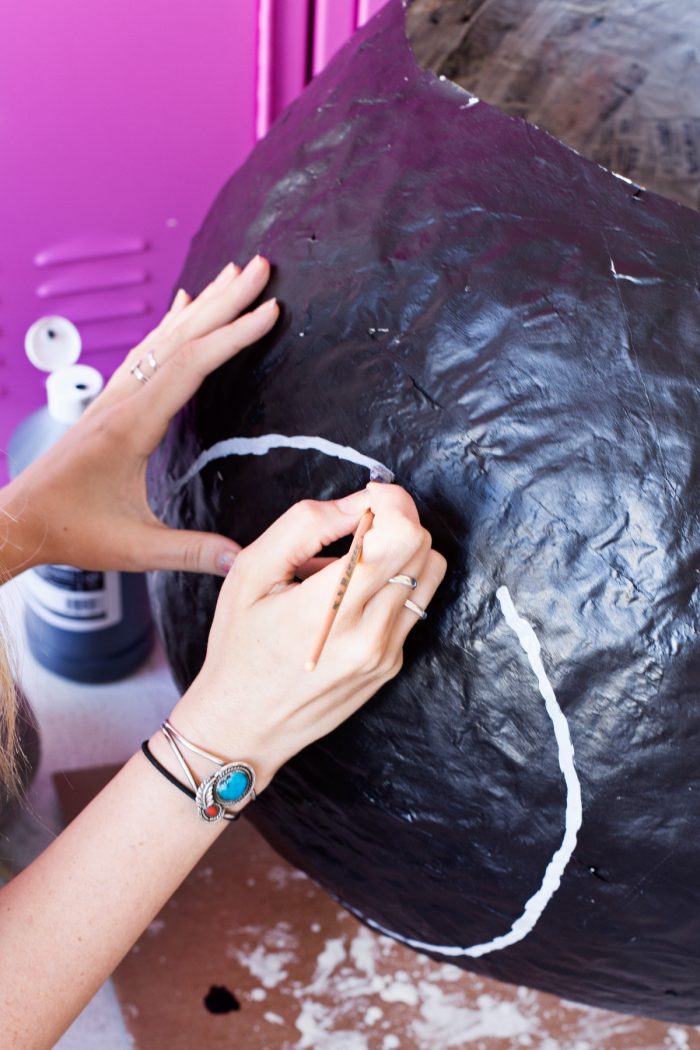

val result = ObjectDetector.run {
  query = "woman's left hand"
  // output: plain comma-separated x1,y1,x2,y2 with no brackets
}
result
7,255,279,576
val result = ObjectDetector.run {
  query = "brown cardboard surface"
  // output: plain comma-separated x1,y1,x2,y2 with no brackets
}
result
55,766,700,1049
407,0,700,212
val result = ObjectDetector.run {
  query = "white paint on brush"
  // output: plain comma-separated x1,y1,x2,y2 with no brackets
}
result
345,586,582,959
172,434,394,494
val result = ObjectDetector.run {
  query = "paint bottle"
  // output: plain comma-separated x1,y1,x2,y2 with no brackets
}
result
8,317,153,682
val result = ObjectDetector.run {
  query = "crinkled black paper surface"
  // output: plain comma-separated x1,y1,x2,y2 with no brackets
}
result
150,0,700,1021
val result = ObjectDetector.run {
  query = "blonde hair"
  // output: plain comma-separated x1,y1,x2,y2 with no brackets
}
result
0,594,21,796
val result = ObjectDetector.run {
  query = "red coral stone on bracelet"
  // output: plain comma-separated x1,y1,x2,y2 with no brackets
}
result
207,804,219,817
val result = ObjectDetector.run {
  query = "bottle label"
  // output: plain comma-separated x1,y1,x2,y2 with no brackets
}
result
22,565,122,632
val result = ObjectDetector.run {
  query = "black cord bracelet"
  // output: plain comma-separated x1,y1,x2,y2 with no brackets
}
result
141,740,196,801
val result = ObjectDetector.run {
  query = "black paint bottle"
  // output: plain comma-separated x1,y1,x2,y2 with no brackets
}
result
8,317,153,682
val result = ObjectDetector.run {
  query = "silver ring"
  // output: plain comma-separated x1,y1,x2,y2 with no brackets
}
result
130,361,149,384
388,574,418,590
146,350,159,371
404,598,427,620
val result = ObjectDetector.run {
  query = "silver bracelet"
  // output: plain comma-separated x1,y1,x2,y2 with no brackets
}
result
160,719,257,823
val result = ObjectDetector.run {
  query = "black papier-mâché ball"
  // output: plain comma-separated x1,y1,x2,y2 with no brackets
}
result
149,0,700,1022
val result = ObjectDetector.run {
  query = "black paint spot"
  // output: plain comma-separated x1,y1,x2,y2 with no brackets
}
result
204,985,241,1014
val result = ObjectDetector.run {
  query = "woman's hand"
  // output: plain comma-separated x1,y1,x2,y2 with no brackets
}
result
5,257,278,577
167,482,447,792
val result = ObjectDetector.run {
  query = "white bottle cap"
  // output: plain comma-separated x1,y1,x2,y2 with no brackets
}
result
25,316,82,372
46,365,105,424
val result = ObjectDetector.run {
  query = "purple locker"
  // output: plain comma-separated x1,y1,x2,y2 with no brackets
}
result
258,0,312,137
357,0,391,27
0,0,263,478
1,0,387,482
313,0,357,76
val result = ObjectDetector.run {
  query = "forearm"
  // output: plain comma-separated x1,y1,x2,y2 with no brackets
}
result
0,738,232,1050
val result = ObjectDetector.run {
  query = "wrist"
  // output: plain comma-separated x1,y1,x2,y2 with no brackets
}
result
164,687,280,796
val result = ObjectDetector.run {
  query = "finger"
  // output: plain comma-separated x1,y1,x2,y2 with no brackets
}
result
101,257,268,406
296,555,337,579
123,287,196,370
287,482,423,613
170,255,273,346
226,489,372,602
390,548,447,645
139,524,242,576
120,263,241,375
168,287,192,317
358,528,433,637
184,264,239,307
136,296,280,450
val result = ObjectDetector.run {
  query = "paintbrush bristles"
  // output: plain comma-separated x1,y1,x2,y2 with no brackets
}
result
306,509,374,671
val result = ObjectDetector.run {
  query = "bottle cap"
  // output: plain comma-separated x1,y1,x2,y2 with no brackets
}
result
46,365,105,424
25,316,82,372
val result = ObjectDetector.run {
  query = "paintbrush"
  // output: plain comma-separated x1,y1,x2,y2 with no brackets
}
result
305,507,375,671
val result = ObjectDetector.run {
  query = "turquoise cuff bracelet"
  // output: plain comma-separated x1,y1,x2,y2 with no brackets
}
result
157,719,257,823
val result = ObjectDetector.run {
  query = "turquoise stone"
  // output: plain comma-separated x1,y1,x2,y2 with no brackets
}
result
215,769,251,803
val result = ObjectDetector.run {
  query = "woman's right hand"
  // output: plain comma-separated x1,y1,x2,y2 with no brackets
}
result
167,482,447,793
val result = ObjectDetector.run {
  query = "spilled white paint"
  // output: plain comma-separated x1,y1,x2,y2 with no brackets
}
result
172,433,394,495
264,1011,284,1025
232,912,694,1049
305,937,347,995
233,939,296,988
666,1029,690,1049
412,986,536,1047
344,586,582,959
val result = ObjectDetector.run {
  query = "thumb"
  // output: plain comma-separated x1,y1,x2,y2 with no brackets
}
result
143,525,241,576
231,489,371,601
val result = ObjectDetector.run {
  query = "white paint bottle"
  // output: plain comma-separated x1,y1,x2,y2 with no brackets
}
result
8,317,153,682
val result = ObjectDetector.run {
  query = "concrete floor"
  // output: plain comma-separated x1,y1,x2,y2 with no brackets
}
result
0,576,180,1048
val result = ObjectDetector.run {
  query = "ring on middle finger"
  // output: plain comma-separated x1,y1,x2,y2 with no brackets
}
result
388,574,418,590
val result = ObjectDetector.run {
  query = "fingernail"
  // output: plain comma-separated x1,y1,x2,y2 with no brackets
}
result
261,297,277,311
214,262,234,286
216,550,238,574
337,489,371,514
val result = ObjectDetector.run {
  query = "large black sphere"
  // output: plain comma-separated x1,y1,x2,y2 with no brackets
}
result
150,0,700,1022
